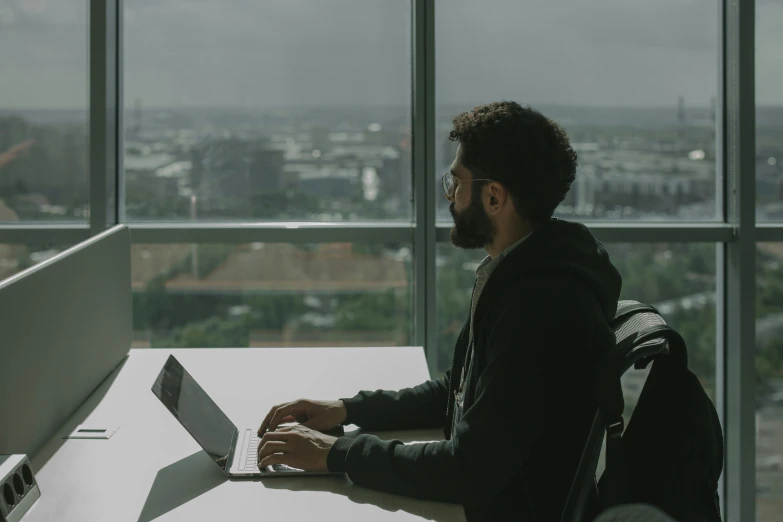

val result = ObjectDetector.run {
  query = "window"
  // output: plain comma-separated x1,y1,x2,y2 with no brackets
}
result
123,0,412,222
436,0,719,222
756,244,783,521
756,1,783,221
0,1,89,222
0,244,71,281
608,243,717,406
131,242,413,348
755,2,783,511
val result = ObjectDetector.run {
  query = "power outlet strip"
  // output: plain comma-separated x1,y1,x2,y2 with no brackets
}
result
0,455,40,522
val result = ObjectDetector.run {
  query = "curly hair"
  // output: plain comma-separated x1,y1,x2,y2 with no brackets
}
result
449,101,577,225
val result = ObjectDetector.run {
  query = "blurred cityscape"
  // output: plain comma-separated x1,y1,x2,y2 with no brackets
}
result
1,102,782,519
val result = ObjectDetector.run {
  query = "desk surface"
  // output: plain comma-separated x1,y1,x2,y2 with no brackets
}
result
26,348,465,522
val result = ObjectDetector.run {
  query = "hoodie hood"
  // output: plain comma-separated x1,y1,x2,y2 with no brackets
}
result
487,218,622,321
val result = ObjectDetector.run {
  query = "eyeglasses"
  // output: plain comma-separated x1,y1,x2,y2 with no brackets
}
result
441,172,495,198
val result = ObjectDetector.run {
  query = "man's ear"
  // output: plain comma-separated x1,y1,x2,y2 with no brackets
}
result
487,184,503,211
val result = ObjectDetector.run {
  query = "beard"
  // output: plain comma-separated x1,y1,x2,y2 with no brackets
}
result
449,197,496,249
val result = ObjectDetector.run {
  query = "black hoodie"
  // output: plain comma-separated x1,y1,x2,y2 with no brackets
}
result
326,219,622,521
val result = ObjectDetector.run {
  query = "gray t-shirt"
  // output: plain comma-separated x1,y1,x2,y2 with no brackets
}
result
451,232,533,437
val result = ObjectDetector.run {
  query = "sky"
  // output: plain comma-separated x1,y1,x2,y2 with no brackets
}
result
0,0,781,109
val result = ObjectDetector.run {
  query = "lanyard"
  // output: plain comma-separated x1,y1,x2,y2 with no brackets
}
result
456,281,479,401
456,340,475,404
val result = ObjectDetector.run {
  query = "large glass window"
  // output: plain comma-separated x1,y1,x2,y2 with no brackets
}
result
756,0,783,510
0,243,71,281
756,1,783,221
123,0,412,222
0,1,89,222
131,242,413,348
756,244,783,522
436,0,719,222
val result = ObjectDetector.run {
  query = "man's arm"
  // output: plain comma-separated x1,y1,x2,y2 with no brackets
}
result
326,294,597,509
337,369,452,431
337,320,467,431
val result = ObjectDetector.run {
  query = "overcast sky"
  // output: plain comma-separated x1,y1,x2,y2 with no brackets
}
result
0,0,781,109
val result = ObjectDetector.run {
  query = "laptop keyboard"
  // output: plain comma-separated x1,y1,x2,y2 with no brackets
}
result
243,433,298,472
245,433,261,470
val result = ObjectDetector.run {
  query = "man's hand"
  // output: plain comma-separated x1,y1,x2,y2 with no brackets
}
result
257,424,338,472
257,398,347,436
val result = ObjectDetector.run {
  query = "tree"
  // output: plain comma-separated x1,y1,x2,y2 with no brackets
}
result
154,315,249,348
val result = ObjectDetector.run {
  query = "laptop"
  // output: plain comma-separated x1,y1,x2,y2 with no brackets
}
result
151,354,344,477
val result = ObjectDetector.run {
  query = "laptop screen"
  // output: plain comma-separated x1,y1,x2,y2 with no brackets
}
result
151,355,237,474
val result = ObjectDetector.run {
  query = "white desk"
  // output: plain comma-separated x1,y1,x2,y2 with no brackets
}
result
25,348,466,522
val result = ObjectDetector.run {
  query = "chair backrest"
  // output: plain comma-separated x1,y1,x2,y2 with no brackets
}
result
560,300,675,522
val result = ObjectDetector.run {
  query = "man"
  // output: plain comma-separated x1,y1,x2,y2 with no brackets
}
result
256,101,622,521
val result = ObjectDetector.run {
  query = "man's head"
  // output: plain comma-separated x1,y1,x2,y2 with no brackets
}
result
445,101,577,250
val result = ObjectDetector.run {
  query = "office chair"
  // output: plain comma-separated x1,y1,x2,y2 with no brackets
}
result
560,300,682,522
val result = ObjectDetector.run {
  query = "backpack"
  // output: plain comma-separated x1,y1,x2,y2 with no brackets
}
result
596,302,723,522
